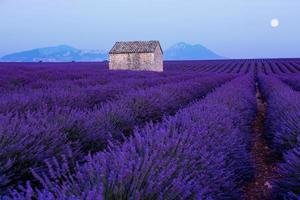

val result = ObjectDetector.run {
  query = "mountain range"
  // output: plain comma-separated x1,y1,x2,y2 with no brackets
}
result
164,42,224,60
0,43,224,62
1,45,107,62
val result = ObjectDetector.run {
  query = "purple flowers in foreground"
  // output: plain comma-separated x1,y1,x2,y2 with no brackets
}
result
8,75,256,199
1,60,300,199
0,63,232,195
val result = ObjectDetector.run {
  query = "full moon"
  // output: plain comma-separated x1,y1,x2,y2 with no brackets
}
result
271,18,279,28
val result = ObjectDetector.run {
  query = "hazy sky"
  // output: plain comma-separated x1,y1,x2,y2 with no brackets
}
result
1,0,299,58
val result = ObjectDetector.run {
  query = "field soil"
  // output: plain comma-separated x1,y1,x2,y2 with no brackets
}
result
244,84,277,200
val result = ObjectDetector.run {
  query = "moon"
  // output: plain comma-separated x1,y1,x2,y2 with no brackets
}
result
271,18,279,28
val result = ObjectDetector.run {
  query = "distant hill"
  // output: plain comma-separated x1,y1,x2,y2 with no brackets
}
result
1,42,225,62
1,45,108,62
164,42,224,60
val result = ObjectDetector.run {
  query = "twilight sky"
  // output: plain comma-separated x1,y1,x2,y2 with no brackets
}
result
0,0,299,58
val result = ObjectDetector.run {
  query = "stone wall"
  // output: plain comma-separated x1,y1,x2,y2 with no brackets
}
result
109,48,163,72
153,46,163,72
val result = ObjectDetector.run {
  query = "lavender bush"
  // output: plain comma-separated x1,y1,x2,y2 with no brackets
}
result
280,75,300,91
258,75,300,198
258,75,300,154
272,142,300,199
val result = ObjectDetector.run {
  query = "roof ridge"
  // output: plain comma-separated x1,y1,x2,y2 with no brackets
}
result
109,40,162,54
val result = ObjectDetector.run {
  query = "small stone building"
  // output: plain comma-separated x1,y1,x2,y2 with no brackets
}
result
109,41,163,72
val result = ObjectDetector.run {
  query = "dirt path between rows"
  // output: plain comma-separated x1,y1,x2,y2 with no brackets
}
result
244,83,277,200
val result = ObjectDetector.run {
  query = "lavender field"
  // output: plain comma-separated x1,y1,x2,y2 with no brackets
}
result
1,59,300,199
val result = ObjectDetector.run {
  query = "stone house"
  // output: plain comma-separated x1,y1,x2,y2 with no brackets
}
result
109,41,163,72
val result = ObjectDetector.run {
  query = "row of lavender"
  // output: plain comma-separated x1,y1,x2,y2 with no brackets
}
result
6,75,257,199
2,59,300,80
0,63,184,93
0,63,105,92
0,70,232,195
0,72,204,113
280,75,300,91
165,59,300,75
259,75,300,199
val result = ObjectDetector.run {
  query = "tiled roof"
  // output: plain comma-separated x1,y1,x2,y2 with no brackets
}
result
109,41,162,54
